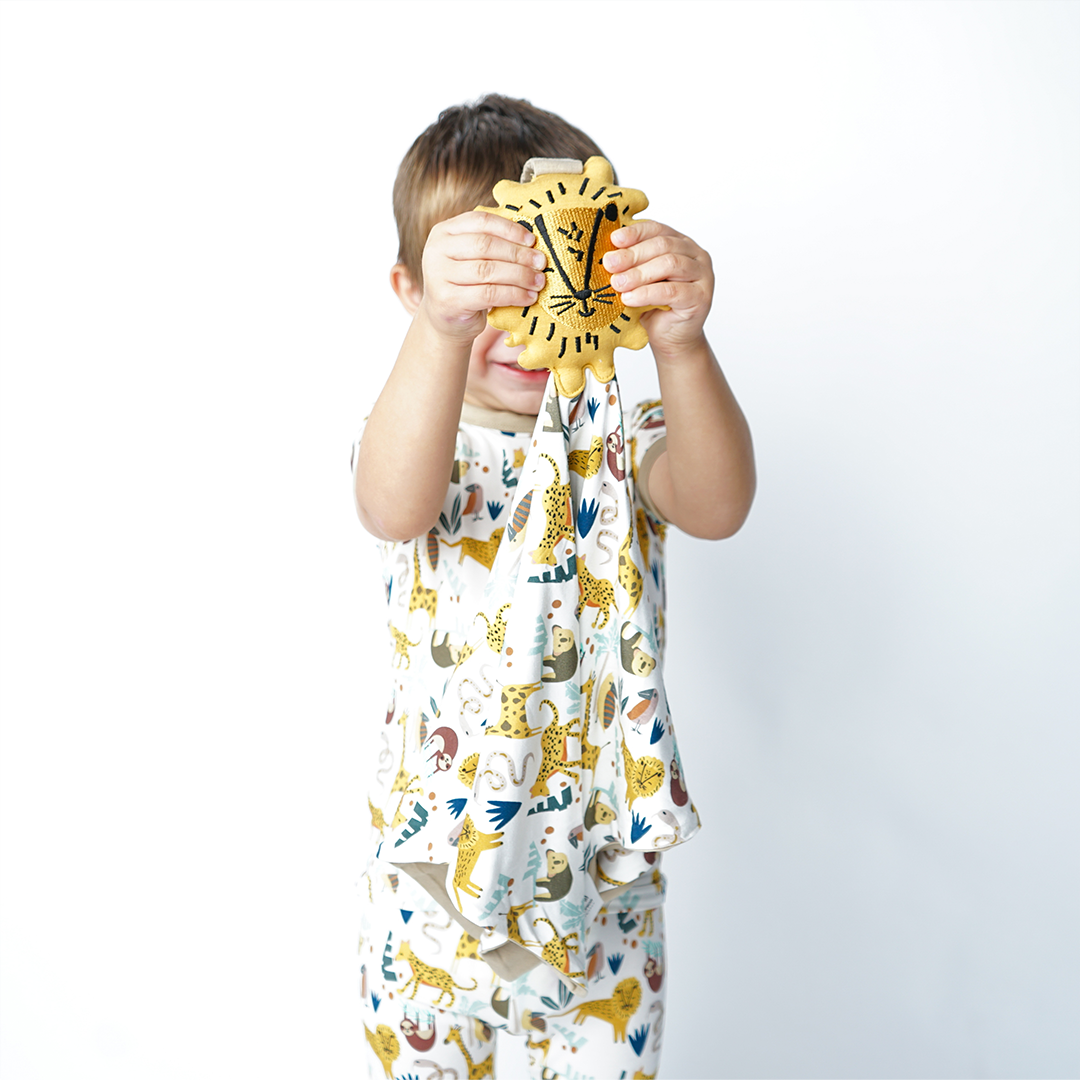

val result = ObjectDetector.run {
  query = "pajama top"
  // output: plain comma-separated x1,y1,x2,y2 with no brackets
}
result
353,375,700,999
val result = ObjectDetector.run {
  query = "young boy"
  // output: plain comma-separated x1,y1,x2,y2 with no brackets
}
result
353,96,754,1079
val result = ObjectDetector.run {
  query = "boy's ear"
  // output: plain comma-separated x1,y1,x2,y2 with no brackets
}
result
390,263,423,316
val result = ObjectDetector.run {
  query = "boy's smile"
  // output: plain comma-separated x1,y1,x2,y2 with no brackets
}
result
463,322,548,416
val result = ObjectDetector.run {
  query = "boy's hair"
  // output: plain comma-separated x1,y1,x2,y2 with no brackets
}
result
394,95,608,289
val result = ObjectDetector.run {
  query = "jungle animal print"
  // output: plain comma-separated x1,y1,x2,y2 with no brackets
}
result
457,751,478,789
541,624,578,682
485,681,544,739
567,435,604,478
441,527,505,569
621,740,666,809
452,930,480,970
532,916,584,979
409,543,438,622
618,528,644,613
528,702,581,798
477,601,512,656
357,381,689,1025
443,1026,495,1079
506,899,535,947
530,453,574,565
388,623,420,669
571,977,643,1042
576,556,617,629
396,940,478,1008
363,1023,400,1078
360,859,667,1075
579,674,603,774
452,815,504,907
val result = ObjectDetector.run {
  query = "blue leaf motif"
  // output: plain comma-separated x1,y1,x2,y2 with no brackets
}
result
447,797,467,819
486,800,521,829
486,500,504,521
629,1024,650,1056
577,498,598,537
608,952,624,974
650,717,664,745
630,812,652,843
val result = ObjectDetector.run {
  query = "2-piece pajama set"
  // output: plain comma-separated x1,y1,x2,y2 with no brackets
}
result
353,375,699,1079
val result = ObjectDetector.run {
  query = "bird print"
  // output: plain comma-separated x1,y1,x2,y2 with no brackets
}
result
586,940,606,981
463,483,484,521
626,689,659,733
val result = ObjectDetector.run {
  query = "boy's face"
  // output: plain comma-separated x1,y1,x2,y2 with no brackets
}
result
463,323,548,416
391,262,548,416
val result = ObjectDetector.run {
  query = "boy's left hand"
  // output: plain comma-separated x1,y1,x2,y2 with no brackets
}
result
602,222,713,356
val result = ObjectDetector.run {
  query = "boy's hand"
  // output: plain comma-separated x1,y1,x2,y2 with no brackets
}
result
602,222,714,357
419,211,548,343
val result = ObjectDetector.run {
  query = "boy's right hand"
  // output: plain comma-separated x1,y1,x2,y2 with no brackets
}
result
419,212,547,343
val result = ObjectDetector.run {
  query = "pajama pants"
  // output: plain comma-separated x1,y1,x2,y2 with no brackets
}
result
359,862,667,1080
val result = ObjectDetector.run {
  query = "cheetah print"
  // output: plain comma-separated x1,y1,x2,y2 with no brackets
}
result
388,623,420,668
618,528,644,614
395,940,477,1008
530,453,574,565
441,527,505,570
531,916,583,978
452,814,504,907
476,601,511,656
567,435,603,478
576,556,616,629
528,700,581,797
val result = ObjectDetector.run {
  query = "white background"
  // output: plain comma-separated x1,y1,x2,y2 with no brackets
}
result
1,2,1077,1077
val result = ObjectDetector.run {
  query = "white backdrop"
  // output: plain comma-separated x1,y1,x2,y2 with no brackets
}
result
1,2,1077,1078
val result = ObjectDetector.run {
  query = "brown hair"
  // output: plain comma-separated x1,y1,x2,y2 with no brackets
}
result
393,95,608,289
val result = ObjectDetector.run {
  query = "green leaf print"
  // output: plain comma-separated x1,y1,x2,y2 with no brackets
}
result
438,493,462,536
528,614,547,656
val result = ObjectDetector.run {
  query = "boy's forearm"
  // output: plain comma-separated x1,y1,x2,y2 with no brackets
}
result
354,310,470,541
648,336,756,539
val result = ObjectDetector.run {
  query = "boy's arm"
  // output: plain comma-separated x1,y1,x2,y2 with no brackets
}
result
354,213,545,541
604,222,755,540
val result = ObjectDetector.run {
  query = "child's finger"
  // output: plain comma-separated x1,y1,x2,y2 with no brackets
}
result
443,210,537,249
618,279,702,311
602,234,702,277
444,257,547,294
609,253,703,296
447,282,540,312
607,219,671,248
440,231,548,272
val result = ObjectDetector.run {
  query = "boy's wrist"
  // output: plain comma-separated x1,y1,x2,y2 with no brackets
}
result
650,330,712,368
414,301,484,356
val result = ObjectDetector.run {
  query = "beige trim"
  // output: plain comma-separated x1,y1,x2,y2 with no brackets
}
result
394,861,542,981
460,401,538,432
636,436,668,520
519,157,583,183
